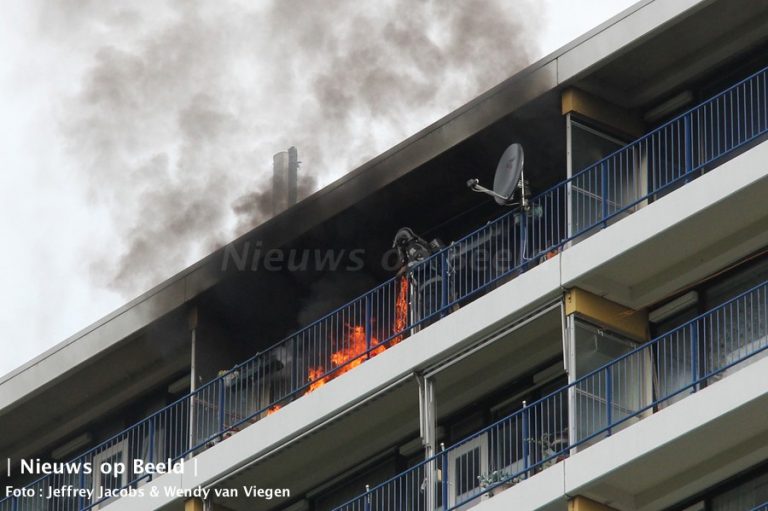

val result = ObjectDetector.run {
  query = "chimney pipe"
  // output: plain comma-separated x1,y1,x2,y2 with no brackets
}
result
273,146,299,215
288,146,298,206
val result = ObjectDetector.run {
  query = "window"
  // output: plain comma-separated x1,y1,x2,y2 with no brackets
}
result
137,423,165,486
486,372,569,487
651,304,698,408
651,254,768,398
447,435,488,510
669,463,768,511
703,257,768,381
711,471,768,511
711,468,768,510
91,440,129,509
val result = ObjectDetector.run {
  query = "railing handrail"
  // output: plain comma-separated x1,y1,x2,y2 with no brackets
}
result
333,276,768,510
568,60,768,183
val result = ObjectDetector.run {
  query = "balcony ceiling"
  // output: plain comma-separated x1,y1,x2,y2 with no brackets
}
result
0,309,190,475
574,0,768,110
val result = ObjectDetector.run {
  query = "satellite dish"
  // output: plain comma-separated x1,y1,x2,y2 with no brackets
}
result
466,143,529,208
492,143,524,205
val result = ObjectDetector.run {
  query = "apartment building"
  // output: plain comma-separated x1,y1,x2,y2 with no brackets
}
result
3,1,768,510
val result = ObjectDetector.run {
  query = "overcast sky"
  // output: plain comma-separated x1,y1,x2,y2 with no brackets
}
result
0,0,638,377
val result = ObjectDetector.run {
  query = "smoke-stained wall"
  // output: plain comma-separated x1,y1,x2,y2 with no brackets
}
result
41,0,541,299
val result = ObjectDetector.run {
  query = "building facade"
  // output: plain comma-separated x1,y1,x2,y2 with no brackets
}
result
3,1,768,510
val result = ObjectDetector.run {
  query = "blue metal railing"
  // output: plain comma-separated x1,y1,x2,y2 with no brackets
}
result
2,62,768,511
333,278,768,511
751,502,768,511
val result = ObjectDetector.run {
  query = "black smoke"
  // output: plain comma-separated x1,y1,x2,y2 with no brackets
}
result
46,0,540,297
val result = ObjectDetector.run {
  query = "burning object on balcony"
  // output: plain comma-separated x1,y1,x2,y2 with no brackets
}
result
303,277,410,394
392,227,447,332
392,227,443,271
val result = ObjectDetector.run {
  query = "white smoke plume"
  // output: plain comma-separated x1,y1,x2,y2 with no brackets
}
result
43,0,541,296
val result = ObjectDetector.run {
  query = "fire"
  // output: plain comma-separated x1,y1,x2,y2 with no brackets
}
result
331,325,379,366
305,276,410,394
307,366,331,392
307,325,379,392
392,275,409,343
267,404,282,416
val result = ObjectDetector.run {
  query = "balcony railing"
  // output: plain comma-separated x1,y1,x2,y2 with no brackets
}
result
2,63,768,511
333,278,768,511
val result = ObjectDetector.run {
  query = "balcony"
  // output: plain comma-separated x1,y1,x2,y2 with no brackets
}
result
332,276,768,511
3,59,768,511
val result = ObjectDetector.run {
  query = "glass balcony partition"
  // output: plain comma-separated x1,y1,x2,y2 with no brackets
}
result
567,119,630,239
568,319,648,447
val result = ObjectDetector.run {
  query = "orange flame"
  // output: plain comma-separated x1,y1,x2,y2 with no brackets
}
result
305,276,410,394
307,325,378,392
392,275,409,345
267,277,409,414
307,365,331,392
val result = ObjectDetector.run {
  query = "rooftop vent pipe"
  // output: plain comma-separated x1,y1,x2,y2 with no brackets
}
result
273,146,299,215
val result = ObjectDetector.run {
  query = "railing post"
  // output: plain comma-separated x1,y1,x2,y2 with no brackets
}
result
148,416,156,479
522,400,529,475
364,484,371,511
691,323,699,393
365,295,372,353
441,444,449,511
188,388,196,455
218,381,226,438
684,114,693,179
441,250,449,315
605,367,613,436
78,465,85,510
601,162,608,227
519,213,528,266
292,339,299,395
